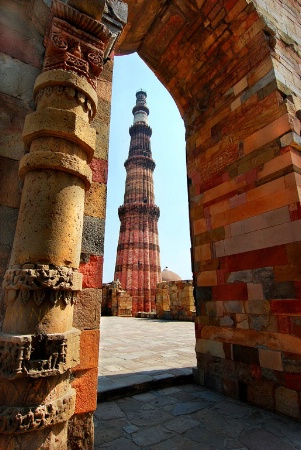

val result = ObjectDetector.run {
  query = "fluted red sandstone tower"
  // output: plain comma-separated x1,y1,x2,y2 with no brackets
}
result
114,90,161,315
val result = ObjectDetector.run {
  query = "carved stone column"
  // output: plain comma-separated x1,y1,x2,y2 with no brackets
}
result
0,1,127,448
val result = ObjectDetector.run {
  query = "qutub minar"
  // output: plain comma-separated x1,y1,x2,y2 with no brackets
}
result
114,90,162,315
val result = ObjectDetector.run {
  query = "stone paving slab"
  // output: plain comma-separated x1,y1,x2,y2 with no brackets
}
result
94,384,301,449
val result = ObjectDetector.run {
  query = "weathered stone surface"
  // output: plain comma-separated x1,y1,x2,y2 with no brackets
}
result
68,412,94,450
73,288,101,329
81,216,105,256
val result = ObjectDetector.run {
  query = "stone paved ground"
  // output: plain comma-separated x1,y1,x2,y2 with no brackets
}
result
94,384,301,449
98,317,196,394
96,317,301,449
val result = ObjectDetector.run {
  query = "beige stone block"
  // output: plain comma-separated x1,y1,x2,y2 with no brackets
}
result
197,270,217,286
275,386,300,419
247,177,286,203
201,325,301,356
34,69,98,115
230,206,290,237
247,283,264,300
73,288,102,330
233,76,248,96
211,185,299,230
231,97,241,111
244,114,292,155
10,170,85,268
215,219,301,258
259,349,283,371
195,338,225,358
84,183,107,219
194,218,208,235
19,151,92,189
258,151,292,181
23,109,96,161
195,243,212,261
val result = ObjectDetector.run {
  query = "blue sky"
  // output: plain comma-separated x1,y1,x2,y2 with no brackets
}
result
103,53,192,282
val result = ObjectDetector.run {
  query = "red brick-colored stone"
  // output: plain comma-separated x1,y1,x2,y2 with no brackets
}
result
221,245,288,272
72,368,98,414
72,329,100,372
212,283,248,301
270,299,301,315
79,255,103,289
89,158,108,183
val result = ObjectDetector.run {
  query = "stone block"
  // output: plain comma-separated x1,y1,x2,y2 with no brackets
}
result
0,5,44,69
230,205,290,236
212,284,248,301
223,300,244,314
247,283,264,300
197,270,217,286
89,158,108,183
216,218,301,257
68,412,94,450
235,314,249,329
233,344,259,365
72,368,98,414
282,352,301,374
84,182,107,219
247,380,275,410
270,300,301,315
291,318,301,338
275,386,300,419
81,216,105,256
0,157,21,208
0,206,18,247
244,114,292,155
274,265,301,282
79,255,103,289
196,338,225,358
0,93,30,161
245,300,270,315
72,329,100,372
284,373,301,391
0,52,40,101
228,270,252,283
23,109,96,158
259,349,283,371
220,315,234,327
73,288,102,330
224,245,287,272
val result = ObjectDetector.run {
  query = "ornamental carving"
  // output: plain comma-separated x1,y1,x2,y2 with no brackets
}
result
44,6,112,89
124,156,156,171
34,85,95,120
0,391,75,434
3,265,82,306
0,330,80,379
129,123,152,137
118,203,160,220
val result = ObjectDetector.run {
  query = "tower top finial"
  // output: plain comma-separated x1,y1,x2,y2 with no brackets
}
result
132,89,149,124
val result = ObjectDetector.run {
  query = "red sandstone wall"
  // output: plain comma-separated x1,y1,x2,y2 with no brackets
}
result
133,0,301,419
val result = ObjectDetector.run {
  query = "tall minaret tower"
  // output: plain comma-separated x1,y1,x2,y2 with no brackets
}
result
114,90,161,315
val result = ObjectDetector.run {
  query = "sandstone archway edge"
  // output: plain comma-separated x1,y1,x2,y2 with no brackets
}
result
0,0,300,448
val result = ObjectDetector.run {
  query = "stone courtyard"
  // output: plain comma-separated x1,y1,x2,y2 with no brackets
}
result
95,317,301,449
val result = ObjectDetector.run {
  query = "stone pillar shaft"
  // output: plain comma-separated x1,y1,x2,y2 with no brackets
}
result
0,0,127,447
